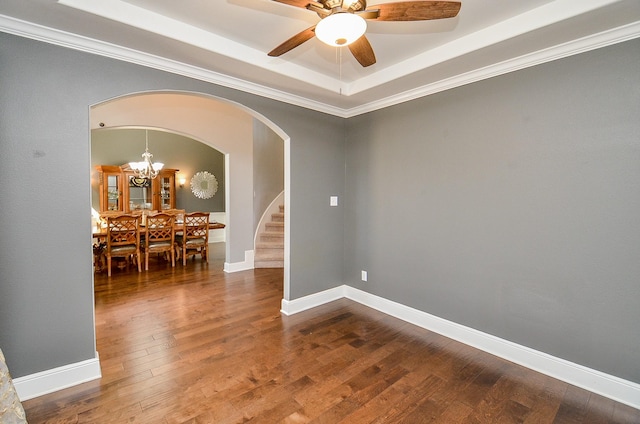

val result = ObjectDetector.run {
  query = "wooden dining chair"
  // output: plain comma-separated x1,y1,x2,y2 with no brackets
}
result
142,213,175,270
99,210,125,229
105,214,141,276
163,209,186,259
163,208,185,223
176,212,209,265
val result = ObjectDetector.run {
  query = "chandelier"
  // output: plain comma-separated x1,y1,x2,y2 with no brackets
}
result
128,130,164,179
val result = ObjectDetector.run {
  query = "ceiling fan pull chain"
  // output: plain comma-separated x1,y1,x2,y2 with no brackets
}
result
339,47,343,95
339,47,342,81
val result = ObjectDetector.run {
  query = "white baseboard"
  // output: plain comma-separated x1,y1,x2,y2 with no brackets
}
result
281,286,344,316
224,249,254,273
13,353,101,401
281,285,640,410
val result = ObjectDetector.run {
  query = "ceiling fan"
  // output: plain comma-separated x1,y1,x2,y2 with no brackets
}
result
268,0,461,67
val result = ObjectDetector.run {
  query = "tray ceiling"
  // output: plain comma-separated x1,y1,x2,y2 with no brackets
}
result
1,0,639,116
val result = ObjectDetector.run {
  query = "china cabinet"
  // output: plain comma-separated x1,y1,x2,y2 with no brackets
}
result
96,165,178,212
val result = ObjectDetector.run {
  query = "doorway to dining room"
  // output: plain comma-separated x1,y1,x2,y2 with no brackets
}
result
90,90,290,296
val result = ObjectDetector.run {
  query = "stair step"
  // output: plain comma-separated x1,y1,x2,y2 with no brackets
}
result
254,260,284,268
261,232,284,242
255,249,284,261
265,222,284,231
256,204,285,269
256,241,284,249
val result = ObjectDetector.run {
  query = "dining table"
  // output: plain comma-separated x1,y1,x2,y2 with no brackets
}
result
92,221,225,239
92,221,225,272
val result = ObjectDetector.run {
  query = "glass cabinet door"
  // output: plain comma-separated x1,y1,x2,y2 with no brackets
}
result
127,175,153,211
105,173,122,211
158,174,174,210
97,166,124,212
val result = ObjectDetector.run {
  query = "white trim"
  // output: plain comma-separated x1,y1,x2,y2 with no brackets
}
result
13,353,101,401
0,14,638,118
344,21,640,117
0,14,341,117
223,249,254,273
280,286,345,316
283,138,291,301
281,286,640,410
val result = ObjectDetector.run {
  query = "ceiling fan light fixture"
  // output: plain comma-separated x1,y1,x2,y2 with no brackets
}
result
315,13,367,47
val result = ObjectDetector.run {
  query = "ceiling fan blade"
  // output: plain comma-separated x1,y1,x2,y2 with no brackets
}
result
271,0,314,9
356,10,380,20
268,26,317,57
348,35,376,67
370,1,461,21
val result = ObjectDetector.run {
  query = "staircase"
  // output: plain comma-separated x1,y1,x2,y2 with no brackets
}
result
254,205,284,268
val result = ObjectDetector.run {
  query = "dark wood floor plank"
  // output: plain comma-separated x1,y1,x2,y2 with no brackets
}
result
456,360,510,409
438,399,474,423
582,392,616,424
21,243,640,423
370,374,447,423
612,401,640,423
553,384,592,424
465,370,524,422
522,376,567,424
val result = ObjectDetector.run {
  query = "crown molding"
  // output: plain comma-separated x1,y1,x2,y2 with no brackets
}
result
0,14,344,117
343,20,640,117
1,14,639,119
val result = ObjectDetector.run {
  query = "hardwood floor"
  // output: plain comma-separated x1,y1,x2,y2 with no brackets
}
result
23,243,639,423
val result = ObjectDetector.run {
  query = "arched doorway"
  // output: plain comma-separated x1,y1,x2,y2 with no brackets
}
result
90,90,291,298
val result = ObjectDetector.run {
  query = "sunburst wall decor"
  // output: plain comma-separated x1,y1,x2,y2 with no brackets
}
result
190,171,218,199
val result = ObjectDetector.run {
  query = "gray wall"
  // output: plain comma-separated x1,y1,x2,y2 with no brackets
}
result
91,128,225,213
0,32,345,378
253,119,284,230
344,39,640,383
1,28,637,389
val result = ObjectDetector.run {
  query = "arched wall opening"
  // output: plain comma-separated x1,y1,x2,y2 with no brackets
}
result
91,127,227,219
90,90,291,297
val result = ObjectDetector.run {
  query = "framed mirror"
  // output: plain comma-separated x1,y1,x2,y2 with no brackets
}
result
190,171,218,199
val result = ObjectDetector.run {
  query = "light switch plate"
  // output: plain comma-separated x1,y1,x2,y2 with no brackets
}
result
330,196,338,206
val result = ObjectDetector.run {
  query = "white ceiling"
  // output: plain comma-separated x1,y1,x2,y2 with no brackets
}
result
1,0,639,116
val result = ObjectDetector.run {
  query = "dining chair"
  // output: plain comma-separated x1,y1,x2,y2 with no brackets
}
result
161,209,185,260
176,212,209,265
99,210,125,229
163,208,186,223
132,209,157,226
142,213,175,270
105,214,141,276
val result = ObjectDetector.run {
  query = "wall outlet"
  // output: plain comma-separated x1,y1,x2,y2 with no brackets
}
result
330,196,338,206
361,270,368,281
